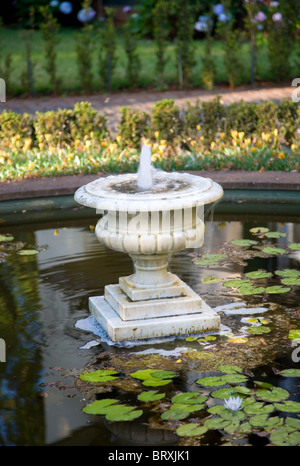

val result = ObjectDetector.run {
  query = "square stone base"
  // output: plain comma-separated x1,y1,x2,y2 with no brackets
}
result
89,295,220,342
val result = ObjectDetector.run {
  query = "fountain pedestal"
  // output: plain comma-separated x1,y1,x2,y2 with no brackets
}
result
75,169,223,342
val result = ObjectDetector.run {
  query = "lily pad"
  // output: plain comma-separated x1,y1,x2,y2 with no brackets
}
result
223,279,251,288
194,253,227,266
0,235,14,242
17,249,39,255
80,370,119,383
265,231,287,238
289,243,300,250
281,277,300,286
238,285,265,295
262,247,286,255
249,414,282,428
274,401,300,413
244,402,274,415
256,387,290,402
250,227,269,234
105,405,143,422
196,376,225,387
265,285,291,294
171,392,208,405
231,239,257,247
280,368,300,377
211,386,252,399
220,409,246,422
275,269,300,278
245,270,272,279
289,329,300,340
246,325,271,335
270,429,300,446
82,399,119,415
130,369,176,387
218,365,243,374
204,417,231,430
202,276,224,284
161,404,205,421
137,391,165,402
176,423,208,437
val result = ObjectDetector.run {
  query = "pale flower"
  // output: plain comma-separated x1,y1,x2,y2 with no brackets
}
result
272,12,283,22
59,1,73,15
224,396,243,411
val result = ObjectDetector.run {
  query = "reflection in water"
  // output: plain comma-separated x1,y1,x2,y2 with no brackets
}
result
0,217,299,445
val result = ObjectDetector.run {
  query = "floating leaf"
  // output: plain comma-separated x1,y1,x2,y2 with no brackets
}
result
220,409,246,422
289,329,300,340
196,376,225,387
130,369,157,380
231,239,257,247
137,391,165,402
198,335,217,342
17,249,39,255
150,370,177,380
281,277,300,286
262,247,286,255
265,231,287,238
286,417,300,430
176,423,208,437
82,399,119,415
238,285,265,295
265,285,291,294
218,365,243,374
270,429,300,446
244,402,274,415
202,276,224,284
274,401,300,413
80,370,119,383
249,414,283,428
161,404,205,421
227,336,249,343
275,269,300,278
245,270,272,279
250,227,269,234
105,405,143,422
0,235,14,242
204,417,231,430
171,392,208,405
142,378,173,387
246,325,271,335
289,243,300,251
211,386,252,399
280,368,300,377
194,253,227,266
256,387,289,402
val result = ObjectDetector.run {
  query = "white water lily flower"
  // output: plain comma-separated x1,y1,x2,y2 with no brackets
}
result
224,396,243,411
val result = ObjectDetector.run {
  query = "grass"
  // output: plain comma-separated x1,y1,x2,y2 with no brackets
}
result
2,26,299,96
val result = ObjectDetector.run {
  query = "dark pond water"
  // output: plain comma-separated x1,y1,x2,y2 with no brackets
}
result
0,213,299,446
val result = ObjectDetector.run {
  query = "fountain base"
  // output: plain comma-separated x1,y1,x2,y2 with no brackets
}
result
89,276,220,341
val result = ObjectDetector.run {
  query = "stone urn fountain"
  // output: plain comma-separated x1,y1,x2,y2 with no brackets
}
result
74,146,223,341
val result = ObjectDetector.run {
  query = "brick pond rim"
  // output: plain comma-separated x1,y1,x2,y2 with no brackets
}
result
0,170,299,226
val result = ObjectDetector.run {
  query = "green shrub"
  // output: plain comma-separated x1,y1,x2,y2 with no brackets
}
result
150,99,181,143
34,108,73,147
225,101,258,137
0,110,34,148
255,101,279,135
117,107,149,149
201,96,225,144
70,102,109,142
277,98,299,144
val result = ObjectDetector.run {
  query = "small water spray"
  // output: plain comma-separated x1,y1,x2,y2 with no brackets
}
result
137,145,153,191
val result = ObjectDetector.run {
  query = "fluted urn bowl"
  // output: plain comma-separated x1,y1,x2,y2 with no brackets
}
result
74,170,223,297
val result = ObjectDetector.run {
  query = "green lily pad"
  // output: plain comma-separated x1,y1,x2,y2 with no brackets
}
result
223,420,241,434
82,399,119,415
171,392,208,405
142,378,173,387
105,405,143,422
0,235,14,242
238,285,265,295
285,417,300,430
150,370,177,380
137,391,165,402
231,239,257,247
265,285,291,294
250,227,269,234
245,270,272,279
17,249,39,255
281,277,300,285
246,325,271,335
262,247,286,255
256,387,290,402
270,429,300,446
265,231,287,238
289,329,300,340
274,401,300,413
202,276,224,284
80,370,119,383
220,409,246,422
196,376,225,387
280,368,300,377
197,335,217,342
218,365,243,374
207,405,226,415
275,269,300,278
289,243,300,250
211,386,252,399
244,402,275,415
204,417,231,430
249,414,282,428
176,423,208,437
161,404,205,421
194,253,227,266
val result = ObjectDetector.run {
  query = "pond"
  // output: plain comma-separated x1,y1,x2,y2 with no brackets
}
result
0,212,300,447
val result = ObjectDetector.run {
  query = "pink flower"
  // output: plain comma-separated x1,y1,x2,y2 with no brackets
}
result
254,11,266,22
